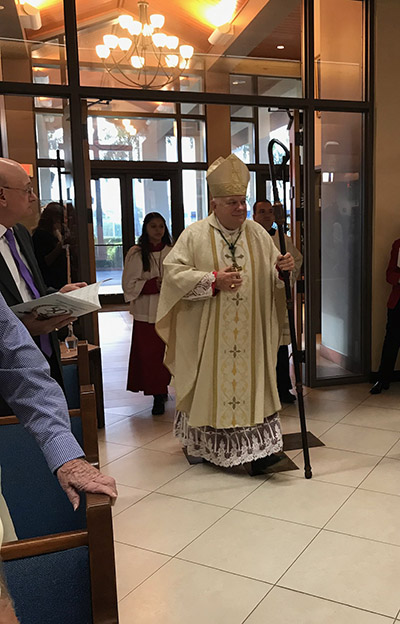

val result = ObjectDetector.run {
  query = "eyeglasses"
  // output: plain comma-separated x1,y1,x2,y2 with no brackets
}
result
2,185,35,195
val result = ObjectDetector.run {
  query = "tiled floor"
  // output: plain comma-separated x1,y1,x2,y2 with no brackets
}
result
99,310,400,624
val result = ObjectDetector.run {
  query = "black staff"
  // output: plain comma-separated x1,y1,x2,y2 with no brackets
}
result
268,138,312,479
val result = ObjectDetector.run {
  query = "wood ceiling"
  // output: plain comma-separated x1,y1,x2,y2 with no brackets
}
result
25,0,301,60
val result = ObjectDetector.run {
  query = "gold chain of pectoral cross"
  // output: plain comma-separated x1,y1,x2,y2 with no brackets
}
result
217,229,243,271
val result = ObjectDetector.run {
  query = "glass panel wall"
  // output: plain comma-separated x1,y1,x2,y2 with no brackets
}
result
0,0,67,84
314,111,363,379
183,170,207,227
90,177,123,295
314,0,365,101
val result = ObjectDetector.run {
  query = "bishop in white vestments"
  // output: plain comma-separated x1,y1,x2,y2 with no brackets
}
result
156,154,295,470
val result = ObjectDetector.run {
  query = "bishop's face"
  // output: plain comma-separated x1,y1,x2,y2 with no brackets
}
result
212,195,247,230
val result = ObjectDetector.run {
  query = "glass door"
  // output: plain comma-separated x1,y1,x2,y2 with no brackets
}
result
90,170,180,302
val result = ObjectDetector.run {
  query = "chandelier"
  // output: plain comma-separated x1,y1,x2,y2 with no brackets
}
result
96,1,194,90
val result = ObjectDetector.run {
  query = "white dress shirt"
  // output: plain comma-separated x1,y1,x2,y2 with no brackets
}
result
0,224,34,302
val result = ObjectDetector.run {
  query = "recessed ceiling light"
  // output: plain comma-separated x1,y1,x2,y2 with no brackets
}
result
277,45,285,50
0,5,5,9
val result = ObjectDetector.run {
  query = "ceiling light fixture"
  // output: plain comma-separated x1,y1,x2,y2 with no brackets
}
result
208,23,234,46
277,45,285,50
17,0,42,30
96,0,194,90
206,0,237,28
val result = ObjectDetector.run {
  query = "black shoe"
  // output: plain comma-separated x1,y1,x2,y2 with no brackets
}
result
370,381,390,395
244,454,283,476
279,391,296,404
152,395,165,415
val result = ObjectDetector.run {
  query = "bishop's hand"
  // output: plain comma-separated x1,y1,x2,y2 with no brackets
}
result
215,266,243,292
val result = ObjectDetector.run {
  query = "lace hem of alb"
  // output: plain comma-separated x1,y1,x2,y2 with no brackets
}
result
174,411,283,467
183,272,215,300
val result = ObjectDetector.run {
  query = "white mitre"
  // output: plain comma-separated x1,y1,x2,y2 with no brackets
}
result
206,154,250,197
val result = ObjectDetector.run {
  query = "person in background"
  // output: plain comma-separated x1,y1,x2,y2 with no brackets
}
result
156,155,294,474
370,237,400,394
122,212,173,415
253,199,303,404
32,202,69,290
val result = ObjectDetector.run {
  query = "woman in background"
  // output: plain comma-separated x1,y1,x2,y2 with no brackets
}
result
32,202,68,290
122,212,172,415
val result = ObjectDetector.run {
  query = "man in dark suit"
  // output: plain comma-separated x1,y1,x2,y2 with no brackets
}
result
370,238,400,394
0,158,85,401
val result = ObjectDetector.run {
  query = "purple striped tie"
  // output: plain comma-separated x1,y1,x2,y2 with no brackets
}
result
4,228,52,357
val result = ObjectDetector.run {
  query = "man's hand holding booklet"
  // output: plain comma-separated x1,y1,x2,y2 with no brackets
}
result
11,280,109,320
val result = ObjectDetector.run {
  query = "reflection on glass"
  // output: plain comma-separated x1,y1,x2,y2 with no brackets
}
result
259,108,291,164
314,0,364,101
231,105,254,118
181,103,204,115
90,178,123,295
36,113,65,159
87,117,177,161
181,120,206,162
231,121,255,164
132,178,172,240
315,111,363,379
246,172,257,220
183,170,207,227
38,168,68,209
230,75,256,96
258,76,302,98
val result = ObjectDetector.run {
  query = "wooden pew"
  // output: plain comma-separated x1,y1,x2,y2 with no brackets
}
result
1,493,118,624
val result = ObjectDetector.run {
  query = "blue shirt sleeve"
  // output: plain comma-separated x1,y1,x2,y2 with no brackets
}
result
0,293,84,473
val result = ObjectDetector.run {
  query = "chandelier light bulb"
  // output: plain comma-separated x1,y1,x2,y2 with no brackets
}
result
179,45,194,59
142,23,154,37
179,58,187,69
131,55,145,68
152,32,167,48
150,13,165,29
166,54,179,68
127,125,137,136
96,44,111,59
206,0,237,28
130,20,142,36
118,15,134,30
103,34,119,49
118,37,132,51
166,35,179,50
122,119,131,129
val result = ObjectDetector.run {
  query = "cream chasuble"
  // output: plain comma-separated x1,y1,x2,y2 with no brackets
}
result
156,214,285,431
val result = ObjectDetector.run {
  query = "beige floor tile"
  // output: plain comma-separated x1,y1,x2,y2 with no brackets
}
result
246,586,393,624
179,510,317,584
112,484,150,517
113,492,226,555
114,542,170,600
101,417,172,447
118,558,269,624
236,473,354,528
326,489,400,546
144,432,182,454
360,458,400,496
101,448,191,490
307,384,371,403
99,440,136,466
282,395,356,423
158,463,266,508
279,530,400,617
320,423,400,456
386,439,400,459
290,446,381,487
363,387,400,411
280,414,333,437
341,404,400,432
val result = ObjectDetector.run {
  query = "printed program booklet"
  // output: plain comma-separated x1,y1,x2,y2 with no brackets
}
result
11,280,108,319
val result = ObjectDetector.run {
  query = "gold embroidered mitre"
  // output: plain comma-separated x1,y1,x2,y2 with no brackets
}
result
206,154,250,197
